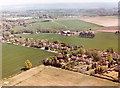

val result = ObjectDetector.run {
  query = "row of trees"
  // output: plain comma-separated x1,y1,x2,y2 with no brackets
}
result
79,31,95,38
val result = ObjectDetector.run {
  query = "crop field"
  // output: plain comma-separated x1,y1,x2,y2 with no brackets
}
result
80,16,118,27
2,65,118,86
2,43,54,78
14,19,105,32
18,32,119,53
55,19,104,30
30,19,104,29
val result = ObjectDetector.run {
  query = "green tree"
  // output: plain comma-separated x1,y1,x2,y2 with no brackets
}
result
24,60,32,69
87,66,90,71
99,66,108,73
86,50,92,57
107,53,113,64
92,51,103,61
78,48,85,56
19,38,25,45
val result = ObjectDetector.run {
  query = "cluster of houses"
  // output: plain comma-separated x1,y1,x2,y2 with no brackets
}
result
2,35,79,53
44,46,120,81
0,22,11,30
14,21,26,26
56,51,119,68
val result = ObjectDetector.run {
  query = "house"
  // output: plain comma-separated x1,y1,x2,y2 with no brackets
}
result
57,54,64,59
43,43,47,47
71,56,77,61
114,66,120,72
62,47,68,50
54,44,59,49
102,52,108,57
77,57,86,62
112,52,120,58
41,40,46,43
86,60,93,65
50,44,54,48
102,61,109,67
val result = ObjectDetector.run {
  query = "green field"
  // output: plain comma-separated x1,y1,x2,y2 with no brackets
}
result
2,43,54,78
18,32,119,53
30,19,105,31
14,19,105,33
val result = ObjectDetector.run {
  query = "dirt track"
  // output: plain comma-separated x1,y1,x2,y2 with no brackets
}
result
96,29,118,32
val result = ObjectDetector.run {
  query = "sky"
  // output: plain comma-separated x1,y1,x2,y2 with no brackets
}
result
0,0,119,6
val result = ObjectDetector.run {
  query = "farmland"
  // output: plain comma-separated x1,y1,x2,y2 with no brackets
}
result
80,16,118,27
17,32,119,53
2,65,118,86
2,43,54,78
13,19,106,33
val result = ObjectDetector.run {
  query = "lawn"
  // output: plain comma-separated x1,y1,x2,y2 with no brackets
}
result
2,43,55,78
17,32,119,53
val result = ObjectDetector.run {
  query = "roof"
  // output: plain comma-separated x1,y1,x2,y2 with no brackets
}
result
71,56,77,60
57,54,63,58
103,61,109,65
77,57,86,62
114,66,120,72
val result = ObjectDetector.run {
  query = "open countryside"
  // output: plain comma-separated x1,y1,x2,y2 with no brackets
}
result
1,2,120,86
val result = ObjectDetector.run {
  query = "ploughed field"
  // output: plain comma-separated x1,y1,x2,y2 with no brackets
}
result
18,32,119,53
2,65,118,86
2,43,54,78
80,16,118,27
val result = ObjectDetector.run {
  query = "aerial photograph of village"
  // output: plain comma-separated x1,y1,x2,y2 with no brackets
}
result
0,0,120,87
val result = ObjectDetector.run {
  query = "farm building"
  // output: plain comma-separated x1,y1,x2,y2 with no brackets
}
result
61,30,73,36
